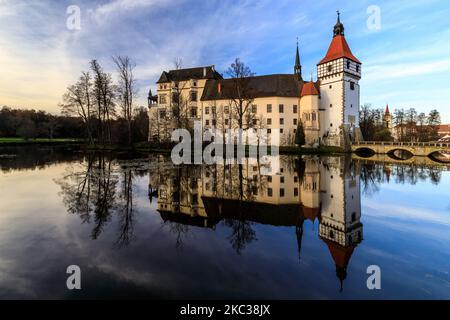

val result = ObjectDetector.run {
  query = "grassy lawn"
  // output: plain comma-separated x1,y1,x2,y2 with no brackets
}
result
0,137,82,144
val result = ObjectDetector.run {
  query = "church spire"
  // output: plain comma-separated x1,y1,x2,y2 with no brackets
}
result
294,37,302,80
333,11,345,37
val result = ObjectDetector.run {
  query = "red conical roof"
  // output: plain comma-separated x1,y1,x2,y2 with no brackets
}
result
323,239,355,268
301,81,319,97
318,35,361,65
385,104,390,115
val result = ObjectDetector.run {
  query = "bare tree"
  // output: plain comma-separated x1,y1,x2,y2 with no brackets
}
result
113,56,137,145
60,72,95,144
226,58,255,144
90,60,116,145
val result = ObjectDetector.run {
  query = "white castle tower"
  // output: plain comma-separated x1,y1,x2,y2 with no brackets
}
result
317,12,362,146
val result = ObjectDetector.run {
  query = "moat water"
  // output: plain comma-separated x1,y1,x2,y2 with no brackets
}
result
0,146,449,299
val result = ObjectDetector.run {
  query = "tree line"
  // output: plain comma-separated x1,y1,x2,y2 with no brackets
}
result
60,56,148,145
0,106,84,139
360,104,441,142
1,57,148,144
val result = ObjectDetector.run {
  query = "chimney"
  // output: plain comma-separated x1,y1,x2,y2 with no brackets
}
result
218,82,221,94
203,67,207,77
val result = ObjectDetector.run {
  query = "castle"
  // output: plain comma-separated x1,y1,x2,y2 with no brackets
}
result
148,13,362,148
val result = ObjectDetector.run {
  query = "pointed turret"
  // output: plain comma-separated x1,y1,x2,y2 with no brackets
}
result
385,104,390,115
318,12,361,65
333,11,345,37
294,38,303,80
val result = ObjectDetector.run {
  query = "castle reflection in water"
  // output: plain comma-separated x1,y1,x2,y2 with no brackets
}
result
149,155,363,290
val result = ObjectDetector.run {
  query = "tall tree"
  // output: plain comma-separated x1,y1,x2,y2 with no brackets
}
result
226,58,255,144
60,72,95,144
90,60,116,145
113,56,137,145
427,109,441,141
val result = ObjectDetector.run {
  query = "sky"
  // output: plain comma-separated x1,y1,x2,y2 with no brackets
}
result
0,0,450,122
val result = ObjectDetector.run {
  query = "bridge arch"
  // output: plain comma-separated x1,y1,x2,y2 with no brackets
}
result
354,147,375,158
428,151,450,164
386,149,414,161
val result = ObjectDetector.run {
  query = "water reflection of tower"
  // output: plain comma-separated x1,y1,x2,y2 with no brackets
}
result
318,157,363,292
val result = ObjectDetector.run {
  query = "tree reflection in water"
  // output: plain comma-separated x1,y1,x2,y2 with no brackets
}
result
55,152,148,247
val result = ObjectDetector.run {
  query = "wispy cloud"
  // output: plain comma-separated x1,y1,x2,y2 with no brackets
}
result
0,0,449,121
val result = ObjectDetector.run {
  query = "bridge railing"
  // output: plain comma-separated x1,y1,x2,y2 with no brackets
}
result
353,141,450,148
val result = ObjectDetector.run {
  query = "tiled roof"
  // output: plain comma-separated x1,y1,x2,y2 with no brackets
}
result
201,74,302,100
301,81,320,97
318,35,361,65
156,66,222,83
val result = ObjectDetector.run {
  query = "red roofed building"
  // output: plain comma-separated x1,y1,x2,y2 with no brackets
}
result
150,12,363,149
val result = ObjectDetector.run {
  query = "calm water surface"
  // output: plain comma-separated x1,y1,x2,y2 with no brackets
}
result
0,146,449,299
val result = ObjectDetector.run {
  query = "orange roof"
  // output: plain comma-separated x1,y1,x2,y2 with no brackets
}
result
301,81,319,97
318,35,361,65
323,239,355,268
438,125,450,133
302,206,320,222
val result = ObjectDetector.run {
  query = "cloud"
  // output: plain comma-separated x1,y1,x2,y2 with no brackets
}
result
88,0,182,23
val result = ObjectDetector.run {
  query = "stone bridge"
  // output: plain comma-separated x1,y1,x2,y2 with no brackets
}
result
352,141,450,162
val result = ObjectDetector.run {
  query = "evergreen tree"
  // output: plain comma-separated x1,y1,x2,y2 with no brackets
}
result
295,122,306,146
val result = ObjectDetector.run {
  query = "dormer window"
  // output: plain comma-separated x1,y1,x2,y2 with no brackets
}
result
328,65,333,72
350,82,355,90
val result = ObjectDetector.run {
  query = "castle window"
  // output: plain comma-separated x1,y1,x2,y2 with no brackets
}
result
191,91,197,101
267,129,272,134
280,118,284,125
356,65,360,73
159,94,167,104
329,85,332,89
205,120,209,126
280,129,284,133
352,212,356,222
268,188,273,197
330,123,333,127
225,119,229,126
190,108,197,118
294,188,299,196
252,105,257,113
328,65,333,72
350,82,355,90
193,81,197,87
280,176,285,183
347,60,351,69
205,107,210,115
252,119,257,125
279,104,284,113
224,106,229,114
212,106,216,114
212,119,216,126
268,176,272,183
312,112,316,121
329,230,335,239
293,105,298,113
293,119,298,125
267,104,272,113
267,118,272,125
330,104,332,108
280,188,285,197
